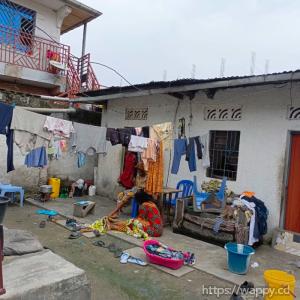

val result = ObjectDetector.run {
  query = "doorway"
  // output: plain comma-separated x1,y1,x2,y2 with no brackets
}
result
285,133,300,233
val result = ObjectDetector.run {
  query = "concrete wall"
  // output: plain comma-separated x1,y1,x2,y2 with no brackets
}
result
0,135,96,191
12,0,61,42
98,83,300,233
0,111,97,192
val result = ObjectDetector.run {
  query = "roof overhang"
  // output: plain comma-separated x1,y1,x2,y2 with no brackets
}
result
32,0,102,33
61,0,102,34
71,71,300,103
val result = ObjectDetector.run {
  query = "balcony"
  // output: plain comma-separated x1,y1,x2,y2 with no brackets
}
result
0,24,100,97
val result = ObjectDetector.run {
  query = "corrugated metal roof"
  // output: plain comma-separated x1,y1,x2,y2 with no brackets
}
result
84,70,300,97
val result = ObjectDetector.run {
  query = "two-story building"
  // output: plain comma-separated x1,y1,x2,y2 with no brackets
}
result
0,0,101,186
0,0,101,97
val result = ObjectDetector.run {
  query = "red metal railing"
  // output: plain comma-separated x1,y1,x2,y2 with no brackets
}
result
0,24,70,75
0,24,100,97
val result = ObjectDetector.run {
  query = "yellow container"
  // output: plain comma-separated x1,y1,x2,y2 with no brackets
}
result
48,178,61,199
264,270,296,300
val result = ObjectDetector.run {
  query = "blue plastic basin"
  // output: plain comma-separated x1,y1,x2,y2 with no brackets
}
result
224,242,255,275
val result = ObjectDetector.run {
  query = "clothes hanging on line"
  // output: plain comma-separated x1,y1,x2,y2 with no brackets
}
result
141,138,158,171
201,133,210,168
11,107,51,157
119,152,137,189
118,128,135,146
171,139,187,174
145,142,164,195
0,102,14,172
142,127,150,138
25,146,47,168
185,136,203,172
106,128,120,145
11,107,51,140
128,135,148,152
77,152,86,168
150,122,173,150
106,127,150,146
72,122,107,154
14,131,49,155
44,116,74,138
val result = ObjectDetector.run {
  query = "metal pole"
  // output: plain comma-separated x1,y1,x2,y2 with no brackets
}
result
81,23,87,57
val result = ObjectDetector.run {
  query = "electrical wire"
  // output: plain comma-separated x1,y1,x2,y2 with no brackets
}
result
90,61,142,91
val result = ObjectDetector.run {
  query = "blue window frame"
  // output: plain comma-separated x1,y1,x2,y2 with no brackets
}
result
0,0,36,53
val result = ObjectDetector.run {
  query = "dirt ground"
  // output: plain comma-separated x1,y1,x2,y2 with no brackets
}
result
4,204,237,300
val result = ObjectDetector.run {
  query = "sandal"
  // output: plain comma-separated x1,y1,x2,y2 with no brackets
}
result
68,231,81,239
92,240,106,247
127,256,148,266
39,220,46,228
120,252,130,264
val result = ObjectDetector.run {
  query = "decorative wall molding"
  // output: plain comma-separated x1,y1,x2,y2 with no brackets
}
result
204,106,242,121
287,106,300,120
125,107,148,120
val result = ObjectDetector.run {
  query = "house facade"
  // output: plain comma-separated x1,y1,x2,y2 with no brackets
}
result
0,0,101,187
84,71,300,236
0,0,101,97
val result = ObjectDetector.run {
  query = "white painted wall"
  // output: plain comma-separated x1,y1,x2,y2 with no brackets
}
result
12,0,61,42
98,83,300,234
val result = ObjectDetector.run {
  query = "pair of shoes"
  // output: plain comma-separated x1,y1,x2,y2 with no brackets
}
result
92,240,123,258
120,252,148,266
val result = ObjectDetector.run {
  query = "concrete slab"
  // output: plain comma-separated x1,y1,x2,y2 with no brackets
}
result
26,196,300,294
1,250,91,300
126,247,194,278
54,219,97,238
26,196,129,223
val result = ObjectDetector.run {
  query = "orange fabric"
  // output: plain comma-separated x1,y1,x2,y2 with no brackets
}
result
141,138,157,170
286,135,300,233
242,191,255,198
145,142,164,195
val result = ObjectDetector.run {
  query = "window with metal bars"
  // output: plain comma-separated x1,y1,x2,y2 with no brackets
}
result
0,0,36,53
206,130,240,181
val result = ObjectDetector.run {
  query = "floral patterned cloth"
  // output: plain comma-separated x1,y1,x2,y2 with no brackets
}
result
137,201,163,237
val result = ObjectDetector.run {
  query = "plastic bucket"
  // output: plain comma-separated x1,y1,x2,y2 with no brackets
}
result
0,197,9,224
48,178,61,199
264,270,296,300
88,185,96,196
224,242,255,275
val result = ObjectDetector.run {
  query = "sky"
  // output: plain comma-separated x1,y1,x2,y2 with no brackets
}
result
62,0,300,87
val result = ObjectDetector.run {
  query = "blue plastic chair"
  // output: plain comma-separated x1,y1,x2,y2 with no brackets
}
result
193,176,211,210
167,180,194,206
193,176,227,211
215,177,227,202
0,184,24,207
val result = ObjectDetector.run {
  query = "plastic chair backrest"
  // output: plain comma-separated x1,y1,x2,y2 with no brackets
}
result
193,176,201,195
176,180,193,199
216,177,227,201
